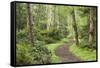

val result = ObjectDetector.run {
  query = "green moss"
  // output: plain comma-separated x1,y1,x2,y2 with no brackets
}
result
69,44,96,61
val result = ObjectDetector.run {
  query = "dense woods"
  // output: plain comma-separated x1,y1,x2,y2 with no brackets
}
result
16,3,97,65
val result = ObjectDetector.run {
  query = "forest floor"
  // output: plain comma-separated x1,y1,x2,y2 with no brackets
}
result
55,39,81,63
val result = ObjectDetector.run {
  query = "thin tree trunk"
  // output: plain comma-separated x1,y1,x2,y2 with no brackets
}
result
88,8,94,48
72,8,79,46
27,3,34,46
56,7,59,29
53,6,56,27
47,5,53,31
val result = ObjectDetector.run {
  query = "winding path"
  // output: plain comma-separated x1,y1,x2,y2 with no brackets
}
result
55,39,80,63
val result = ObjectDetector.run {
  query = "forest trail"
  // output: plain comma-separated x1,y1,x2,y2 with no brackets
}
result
55,39,80,63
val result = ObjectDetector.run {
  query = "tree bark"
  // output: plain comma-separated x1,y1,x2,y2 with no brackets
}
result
88,8,94,48
27,3,34,46
72,8,79,46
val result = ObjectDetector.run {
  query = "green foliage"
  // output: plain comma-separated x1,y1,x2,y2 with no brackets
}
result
78,7,89,17
79,39,88,48
16,3,27,31
70,44,96,61
16,43,33,65
16,41,51,65
31,40,52,64
16,29,28,44
34,27,67,44
79,25,88,48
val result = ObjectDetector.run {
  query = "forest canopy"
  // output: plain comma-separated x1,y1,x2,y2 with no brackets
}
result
16,3,97,65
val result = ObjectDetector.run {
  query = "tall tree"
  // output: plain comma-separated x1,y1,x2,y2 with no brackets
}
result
88,7,94,48
47,5,53,31
71,8,79,46
27,3,34,46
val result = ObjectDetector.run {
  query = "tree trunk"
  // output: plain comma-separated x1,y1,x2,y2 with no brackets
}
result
47,5,53,31
72,8,79,46
27,3,34,46
53,6,56,28
88,8,94,48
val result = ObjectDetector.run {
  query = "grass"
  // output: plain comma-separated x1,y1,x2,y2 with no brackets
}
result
46,38,68,63
69,44,96,61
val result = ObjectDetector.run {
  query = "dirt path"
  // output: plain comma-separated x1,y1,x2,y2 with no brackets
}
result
55,39,80,63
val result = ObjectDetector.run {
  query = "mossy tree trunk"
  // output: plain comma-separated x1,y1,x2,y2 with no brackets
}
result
88,8,94,48
27,3,34,46
72,8,79,46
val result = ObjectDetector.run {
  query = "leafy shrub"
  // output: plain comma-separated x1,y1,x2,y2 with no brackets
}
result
16,43,33,65
16,41,51,65
43,37,56,44
16,29,28,44
47,28,64,40
32,40,52,64
34,27,67,44
93,40,96,49
80,39,88,48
